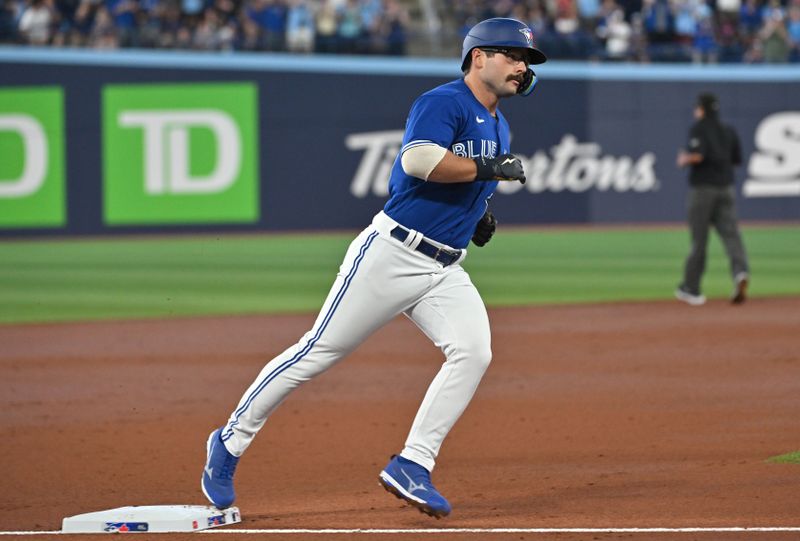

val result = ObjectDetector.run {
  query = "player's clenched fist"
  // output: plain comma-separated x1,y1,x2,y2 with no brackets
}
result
474,154,526,184
471,210,497,247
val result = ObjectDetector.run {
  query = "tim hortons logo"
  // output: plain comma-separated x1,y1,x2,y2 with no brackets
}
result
743,112,800,198
346,131,659,197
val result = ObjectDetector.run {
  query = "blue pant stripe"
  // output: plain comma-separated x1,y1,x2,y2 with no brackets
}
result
227,230,378,420
221,231,379,442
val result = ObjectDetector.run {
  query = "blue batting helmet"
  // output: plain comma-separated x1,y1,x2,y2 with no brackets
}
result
460,18,547,71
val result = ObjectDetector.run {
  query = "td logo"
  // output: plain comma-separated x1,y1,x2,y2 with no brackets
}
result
0,87,65,228
103,83,259,225
118,110,241,195
0,115,47,197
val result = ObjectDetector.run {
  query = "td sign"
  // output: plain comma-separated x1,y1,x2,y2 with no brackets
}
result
103,83,259,225
0,87,65,228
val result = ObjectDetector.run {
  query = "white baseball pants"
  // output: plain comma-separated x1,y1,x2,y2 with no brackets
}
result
220,211,492,472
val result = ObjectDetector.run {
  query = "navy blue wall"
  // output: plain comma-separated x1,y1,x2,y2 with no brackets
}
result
1,50,798,235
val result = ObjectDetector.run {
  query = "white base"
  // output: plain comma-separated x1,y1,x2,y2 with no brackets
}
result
62,505,241,533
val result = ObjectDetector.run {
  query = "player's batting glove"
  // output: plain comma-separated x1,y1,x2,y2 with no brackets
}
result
472,210,497,247
517,68,538,97
474,154,526,184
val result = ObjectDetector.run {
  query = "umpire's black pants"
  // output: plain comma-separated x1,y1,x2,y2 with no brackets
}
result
681,184,749,295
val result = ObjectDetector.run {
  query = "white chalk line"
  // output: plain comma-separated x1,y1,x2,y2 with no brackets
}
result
3,527,800,535
200,527,800,534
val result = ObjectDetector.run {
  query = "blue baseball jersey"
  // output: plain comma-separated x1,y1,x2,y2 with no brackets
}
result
383,78,510,249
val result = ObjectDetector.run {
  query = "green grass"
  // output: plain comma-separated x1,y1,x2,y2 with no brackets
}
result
767,451,800,464
1,225,798,324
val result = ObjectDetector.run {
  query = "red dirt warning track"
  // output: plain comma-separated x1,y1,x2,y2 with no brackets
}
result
1,298,799,540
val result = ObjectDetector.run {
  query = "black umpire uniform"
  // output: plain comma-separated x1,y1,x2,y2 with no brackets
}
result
675,93,749,305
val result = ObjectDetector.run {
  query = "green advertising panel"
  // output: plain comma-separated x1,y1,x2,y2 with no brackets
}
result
0,87,65,228
103,82,259,225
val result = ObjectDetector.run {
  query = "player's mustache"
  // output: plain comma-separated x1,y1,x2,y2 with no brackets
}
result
507,74,524,84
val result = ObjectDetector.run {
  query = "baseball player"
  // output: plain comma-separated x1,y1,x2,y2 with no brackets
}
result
202,17,546,518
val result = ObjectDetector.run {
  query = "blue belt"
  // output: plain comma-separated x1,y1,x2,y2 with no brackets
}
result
390,227,462,267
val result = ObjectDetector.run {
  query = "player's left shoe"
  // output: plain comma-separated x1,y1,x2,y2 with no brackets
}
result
379,455,452,518
674,285,706,306
201,428,239,509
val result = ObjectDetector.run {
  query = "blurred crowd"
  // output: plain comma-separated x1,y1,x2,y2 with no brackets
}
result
2,0,799,62
451,0,800,62
0,0,411,54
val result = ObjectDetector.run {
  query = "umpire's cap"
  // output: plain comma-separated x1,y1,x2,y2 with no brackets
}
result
697,92,720,116
461,18,547,72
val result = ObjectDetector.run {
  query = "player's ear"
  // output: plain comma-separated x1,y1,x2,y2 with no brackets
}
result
471,48,485,69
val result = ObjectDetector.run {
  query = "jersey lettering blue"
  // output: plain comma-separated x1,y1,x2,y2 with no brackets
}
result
451,140,498,158
383,79,510,249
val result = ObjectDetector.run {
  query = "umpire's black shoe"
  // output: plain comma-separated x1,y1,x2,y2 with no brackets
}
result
731,273,748,305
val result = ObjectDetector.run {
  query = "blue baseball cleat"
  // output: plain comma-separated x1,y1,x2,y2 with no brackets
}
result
379,455,452,518
201,428,239,509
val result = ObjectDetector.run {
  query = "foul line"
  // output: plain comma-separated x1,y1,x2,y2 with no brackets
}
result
3,527,800,535
200,527,800,534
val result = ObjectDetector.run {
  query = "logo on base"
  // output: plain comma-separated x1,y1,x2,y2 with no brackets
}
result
103,522,149,532
208,514,227,527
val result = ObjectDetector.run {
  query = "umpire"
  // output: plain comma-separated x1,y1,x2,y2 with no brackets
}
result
675,92,750,306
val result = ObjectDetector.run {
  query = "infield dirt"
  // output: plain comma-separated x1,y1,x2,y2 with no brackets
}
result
1,298,799,540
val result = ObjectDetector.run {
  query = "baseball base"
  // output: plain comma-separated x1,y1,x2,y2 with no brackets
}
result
62,505,241,533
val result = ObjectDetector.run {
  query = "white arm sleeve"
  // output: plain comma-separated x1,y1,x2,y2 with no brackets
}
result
400,143,448,181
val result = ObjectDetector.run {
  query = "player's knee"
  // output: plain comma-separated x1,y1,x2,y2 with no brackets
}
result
443,333,491,372
467,342,492,373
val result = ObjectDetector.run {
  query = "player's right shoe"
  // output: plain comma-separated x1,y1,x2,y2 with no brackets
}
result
379,455,452,518
201,428,239,509
675,286,706,306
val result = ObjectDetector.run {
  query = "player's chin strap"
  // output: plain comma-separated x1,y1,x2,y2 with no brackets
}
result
517,68,538,97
